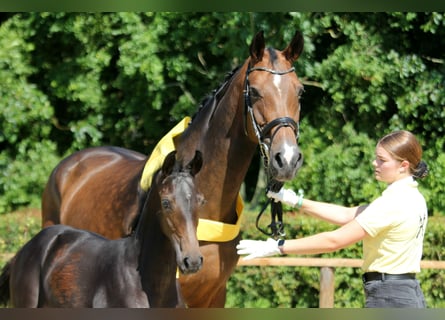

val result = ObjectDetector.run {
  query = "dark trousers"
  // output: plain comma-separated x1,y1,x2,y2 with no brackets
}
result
363,279,426,308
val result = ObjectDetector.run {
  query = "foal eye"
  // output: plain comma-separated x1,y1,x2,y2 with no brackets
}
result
161,199,171,210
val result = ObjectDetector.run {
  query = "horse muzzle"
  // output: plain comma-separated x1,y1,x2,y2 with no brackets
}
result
268,142,303,181
178,254,204,274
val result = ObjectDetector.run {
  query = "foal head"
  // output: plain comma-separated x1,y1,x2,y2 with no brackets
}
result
154,150,204,274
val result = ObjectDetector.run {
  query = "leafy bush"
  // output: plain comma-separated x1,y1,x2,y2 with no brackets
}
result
0,209,41,267
0,17,61,214
1,12,445,216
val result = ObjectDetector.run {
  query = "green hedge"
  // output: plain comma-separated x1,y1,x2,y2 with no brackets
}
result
226,210,445,308
2,13,445,217
0,209,444,308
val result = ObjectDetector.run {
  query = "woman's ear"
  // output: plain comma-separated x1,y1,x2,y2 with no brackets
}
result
400,160,410,173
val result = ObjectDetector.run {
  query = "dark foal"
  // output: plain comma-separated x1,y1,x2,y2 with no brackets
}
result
0,151,204,308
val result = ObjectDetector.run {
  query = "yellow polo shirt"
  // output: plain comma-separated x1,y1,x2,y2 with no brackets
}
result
355,176,428,274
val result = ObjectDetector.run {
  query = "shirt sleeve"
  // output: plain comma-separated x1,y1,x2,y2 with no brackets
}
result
355,195,398,237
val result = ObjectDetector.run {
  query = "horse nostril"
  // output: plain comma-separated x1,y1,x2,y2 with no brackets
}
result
275,153,284,168
183,256,203,270
297,152,302,163
184,257,190,269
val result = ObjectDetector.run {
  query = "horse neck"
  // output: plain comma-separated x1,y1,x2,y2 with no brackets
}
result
178,65,257,223
134,188,178,305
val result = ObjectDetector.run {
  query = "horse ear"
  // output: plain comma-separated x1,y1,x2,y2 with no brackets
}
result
162,151,177,176
187,150,203,177
283,31,304,63
249,30,265,64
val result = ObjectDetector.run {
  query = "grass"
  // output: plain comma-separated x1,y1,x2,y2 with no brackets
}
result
0,208,41,268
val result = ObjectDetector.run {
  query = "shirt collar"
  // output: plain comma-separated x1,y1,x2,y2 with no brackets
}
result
384,176,418,194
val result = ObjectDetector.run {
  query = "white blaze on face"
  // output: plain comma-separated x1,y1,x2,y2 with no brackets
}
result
273,74,282,97
282,142,296,165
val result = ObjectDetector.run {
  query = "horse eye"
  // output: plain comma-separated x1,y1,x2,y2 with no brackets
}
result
250,87,262,100
161,199,171,210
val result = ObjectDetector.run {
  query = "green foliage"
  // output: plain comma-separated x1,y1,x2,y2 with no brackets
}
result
0,210,41,266
0,12,444,216
294,123,382,207
0,16,60,213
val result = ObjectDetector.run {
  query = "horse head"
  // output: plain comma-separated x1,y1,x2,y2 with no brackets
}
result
156,150,204,274
244,30,304,182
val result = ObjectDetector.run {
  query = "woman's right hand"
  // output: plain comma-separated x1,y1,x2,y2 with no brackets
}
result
267,188,302,207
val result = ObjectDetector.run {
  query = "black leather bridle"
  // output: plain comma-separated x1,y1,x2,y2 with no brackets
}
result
243,63,301,238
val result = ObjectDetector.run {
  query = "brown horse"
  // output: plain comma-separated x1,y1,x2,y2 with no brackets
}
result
41,30,305,307
0,151,204,307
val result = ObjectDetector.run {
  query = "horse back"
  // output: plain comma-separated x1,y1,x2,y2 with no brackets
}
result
42,146,148,239
10,225,148,307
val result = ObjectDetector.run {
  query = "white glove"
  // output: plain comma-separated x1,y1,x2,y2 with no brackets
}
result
236,238,283,260
267,188,302,207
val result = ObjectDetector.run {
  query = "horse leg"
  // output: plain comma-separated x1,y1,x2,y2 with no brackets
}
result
175,279,186,308
207,285,227,307
179,239,239,308
0,260,12,307
41,173,61,228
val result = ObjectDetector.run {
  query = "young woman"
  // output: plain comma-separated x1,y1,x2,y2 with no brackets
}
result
237,130,429,308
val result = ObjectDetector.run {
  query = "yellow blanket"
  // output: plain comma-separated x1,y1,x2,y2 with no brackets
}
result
140,117,243,242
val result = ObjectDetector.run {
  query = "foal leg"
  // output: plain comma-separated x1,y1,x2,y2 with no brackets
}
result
9,261,40,307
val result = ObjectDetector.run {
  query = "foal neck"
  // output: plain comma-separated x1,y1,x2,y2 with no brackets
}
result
134,180,178,306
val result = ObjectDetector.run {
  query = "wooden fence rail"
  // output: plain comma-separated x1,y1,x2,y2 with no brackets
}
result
237,258,445,308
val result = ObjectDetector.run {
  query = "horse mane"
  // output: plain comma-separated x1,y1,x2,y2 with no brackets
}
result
191,66,241,123
131,66,243,234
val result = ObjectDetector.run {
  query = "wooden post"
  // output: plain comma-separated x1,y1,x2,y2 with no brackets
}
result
319,266,335,308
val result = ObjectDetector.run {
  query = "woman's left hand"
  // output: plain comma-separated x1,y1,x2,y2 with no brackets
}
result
236,238,282,260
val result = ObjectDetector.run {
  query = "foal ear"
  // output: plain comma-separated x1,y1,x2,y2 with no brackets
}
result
249,30,265,64
283,30,304,63
187,150,203,177
162,151,177,176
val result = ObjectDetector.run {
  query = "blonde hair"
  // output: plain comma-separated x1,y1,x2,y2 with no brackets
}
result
378,130,428,179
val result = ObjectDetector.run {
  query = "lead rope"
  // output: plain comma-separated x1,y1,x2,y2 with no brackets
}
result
255,178,285,239
254,141,285,238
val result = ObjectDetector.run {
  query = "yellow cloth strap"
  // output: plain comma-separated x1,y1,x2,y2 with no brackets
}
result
140,117,243,243
140,117,192,191
196,194,243,242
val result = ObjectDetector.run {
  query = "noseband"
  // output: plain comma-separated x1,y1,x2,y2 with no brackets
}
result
243,64,300,169
243,64,300,238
